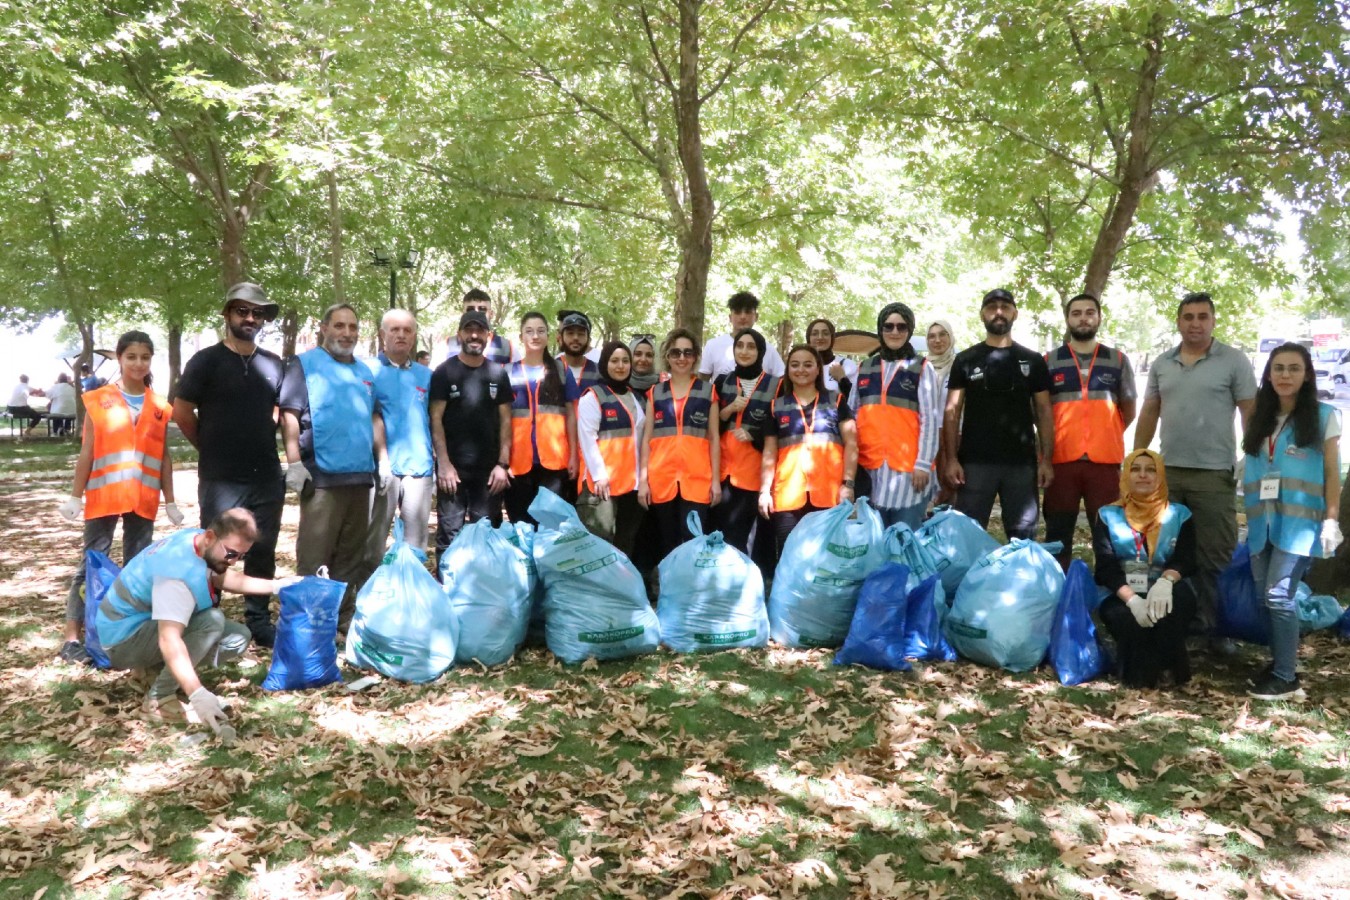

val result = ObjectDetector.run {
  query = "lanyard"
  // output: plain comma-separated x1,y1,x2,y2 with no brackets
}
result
1267,418,1288,463
1077,343,1100,399
1132,529,1147,562
880,359,902,396
734,374,765,428
795,392,820,435
670,381,691,435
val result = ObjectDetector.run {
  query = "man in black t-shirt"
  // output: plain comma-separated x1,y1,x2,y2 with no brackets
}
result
173,283,286,646
429,310,513,563
942,289,1055,541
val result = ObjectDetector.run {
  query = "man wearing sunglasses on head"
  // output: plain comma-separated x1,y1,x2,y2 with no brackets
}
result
96,507,301,735
942,289,1055,540
173,283,287,648
444,288,520,365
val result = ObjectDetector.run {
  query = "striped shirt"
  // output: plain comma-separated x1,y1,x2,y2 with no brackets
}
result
850,358,944,512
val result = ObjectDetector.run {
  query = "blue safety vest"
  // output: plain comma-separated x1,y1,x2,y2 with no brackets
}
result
299,348,377,476
1098,503,1191,585
561,357,601,404
368,354,434,478
1244,403,1336,558
96,529,215,648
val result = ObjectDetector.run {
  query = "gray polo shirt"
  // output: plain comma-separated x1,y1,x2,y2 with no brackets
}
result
1145,339,1257,470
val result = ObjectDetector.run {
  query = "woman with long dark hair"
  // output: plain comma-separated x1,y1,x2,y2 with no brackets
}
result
504,311,576,525
1241,342,1342,700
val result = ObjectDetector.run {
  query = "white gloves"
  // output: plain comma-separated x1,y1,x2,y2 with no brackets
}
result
1126,594,1153,629
1145,577,1174,624
377,459,393,496
58,496,82,522
1321,519,1344,557
165,502,184,526
188,687,229,735
284,461,312,494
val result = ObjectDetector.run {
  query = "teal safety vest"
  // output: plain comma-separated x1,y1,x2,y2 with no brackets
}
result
1244,403,1336,558
1098,503,1192,585
96,529,215,648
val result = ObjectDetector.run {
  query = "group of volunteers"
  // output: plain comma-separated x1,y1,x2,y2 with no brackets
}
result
49,280,1341,732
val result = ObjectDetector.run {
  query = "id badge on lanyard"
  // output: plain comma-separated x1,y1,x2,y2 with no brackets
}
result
1124,531,1148,593
1260,427,1283,501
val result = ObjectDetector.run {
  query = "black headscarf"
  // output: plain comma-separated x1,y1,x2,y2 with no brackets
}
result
806,318,837,364
598,341,632,394
876,302,917,362
732,327,767,380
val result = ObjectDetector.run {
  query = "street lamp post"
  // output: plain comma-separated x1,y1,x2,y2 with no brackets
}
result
371,246,420,309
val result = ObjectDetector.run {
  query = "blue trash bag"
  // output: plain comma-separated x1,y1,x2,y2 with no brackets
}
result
906,573,956,661
943,539,1066,672
262,575,346,691
768,498,887,648
1339,605,1350,641
1049,560,1107,686
440,519,534,666
834,562,912,671
915,506,1001,596
346,521,458,683
657,512,768,652
83,551,121,670
1295,582,1344,633
528,488,660,664
1215,543,1269,645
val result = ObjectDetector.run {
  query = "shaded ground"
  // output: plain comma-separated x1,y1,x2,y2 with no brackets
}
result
1,436,1349,899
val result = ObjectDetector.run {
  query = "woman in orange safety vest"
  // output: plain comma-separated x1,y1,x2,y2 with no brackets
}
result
504,311,577,526
639,328,721,560
576,342,646,555
711,328,780,556
758,345,859,555
56,331,180,665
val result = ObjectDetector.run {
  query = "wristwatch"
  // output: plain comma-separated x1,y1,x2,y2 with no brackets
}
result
842,478,855,488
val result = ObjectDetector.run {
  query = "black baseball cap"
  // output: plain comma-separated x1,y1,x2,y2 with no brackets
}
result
981,288,1016,308
560,312,591,333
459,310,490,330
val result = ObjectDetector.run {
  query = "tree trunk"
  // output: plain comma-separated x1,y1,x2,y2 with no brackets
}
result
1082,16,1164,299
166,321,183,400
220,212,248,288
776,319,793,357
280,306,299,358
328,169,345,304
75,320,95,436
673,0,714,342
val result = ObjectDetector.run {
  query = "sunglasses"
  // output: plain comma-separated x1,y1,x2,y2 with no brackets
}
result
222,547,249,563
881,322,910,333
228,306,268,321
666,348,697,359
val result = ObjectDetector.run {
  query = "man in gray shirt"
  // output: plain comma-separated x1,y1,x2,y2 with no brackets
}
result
1134,291,1257,641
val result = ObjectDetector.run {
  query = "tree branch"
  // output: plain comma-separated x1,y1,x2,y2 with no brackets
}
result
418,163,671,228
699,0,780,106
1066,22,1124,158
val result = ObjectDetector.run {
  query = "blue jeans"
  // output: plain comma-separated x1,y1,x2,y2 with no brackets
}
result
1249,545,1311,681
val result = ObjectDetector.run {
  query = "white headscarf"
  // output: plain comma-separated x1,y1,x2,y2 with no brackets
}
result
926,319,957,381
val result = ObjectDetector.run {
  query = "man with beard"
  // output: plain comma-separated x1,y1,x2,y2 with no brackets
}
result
96,507,300,733
445,288,519,365
173,283,287,646
366,308,434,559
280,304,386,629
430,309,513,562
942,289,1054,540
1041,293,1137,568
557,311,601,403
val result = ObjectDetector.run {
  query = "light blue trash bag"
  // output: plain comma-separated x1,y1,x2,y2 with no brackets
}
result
440,519,534,666
915,506,1001,595
1296,582,1344,634
943,539,1065,672
346,521,458,683
657,512,767,652
768,498,887,648
528,488,660,664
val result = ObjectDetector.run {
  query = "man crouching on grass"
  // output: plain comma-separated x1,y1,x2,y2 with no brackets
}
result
95,508,300,736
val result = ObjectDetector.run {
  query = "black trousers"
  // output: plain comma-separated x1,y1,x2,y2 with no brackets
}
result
649,496,711,562
713,484,759,555
1098,580,1198,689
771,503,828,558
435,472,503,561
199,474,285,631
503,465,568,526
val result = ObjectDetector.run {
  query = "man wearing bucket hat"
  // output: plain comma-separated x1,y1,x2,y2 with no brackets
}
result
173,282,287,647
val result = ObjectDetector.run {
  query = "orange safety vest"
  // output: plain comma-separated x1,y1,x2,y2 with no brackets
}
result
578,385,638,496
716,373,781,491
854,356,924,472
83,385,171,520
508,361,570,475
771,390,846,512
1045,344,1128,465
648,377,715,504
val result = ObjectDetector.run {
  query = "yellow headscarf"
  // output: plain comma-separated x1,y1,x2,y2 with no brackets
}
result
1115,449,1169,555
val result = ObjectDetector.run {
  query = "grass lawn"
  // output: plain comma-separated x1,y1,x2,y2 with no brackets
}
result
1,436,1348,899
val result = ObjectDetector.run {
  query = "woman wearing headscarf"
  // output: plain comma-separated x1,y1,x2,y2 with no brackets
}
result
1094,449,1198,689
806,318,857,397
926,319,958,505
712,328,780,555
576,342,646,555
849,303,942,528
628,335,660,403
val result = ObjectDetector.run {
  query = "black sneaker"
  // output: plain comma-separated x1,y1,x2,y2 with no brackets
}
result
1248,673,1305,701
57,641,92,665
248,622,276,649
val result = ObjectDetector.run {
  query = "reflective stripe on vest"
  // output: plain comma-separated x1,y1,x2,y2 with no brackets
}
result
578,385,638,496
648,378,715,504
1098,503,1191,583
509,362,569,475
1045,344,1127,464
854,356,922,472
82,385,170,521
771,391,844,512
96,529,214,648
717,373,780,491
561,356,601,405
1244,404,1333,558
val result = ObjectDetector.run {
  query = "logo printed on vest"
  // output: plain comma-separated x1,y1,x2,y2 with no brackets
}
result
1098,372,1117,386
1053,372,1066,384
654,411,665,422
605,409,619,419
690,410,708,425
858,377,872,388
898,374,918,392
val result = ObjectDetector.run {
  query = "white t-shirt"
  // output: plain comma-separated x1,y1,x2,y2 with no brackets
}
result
46,382,76,417
821,356,859,394
7,383,32,407
151,578,202,627
699,334,786,379
576,389,644,485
